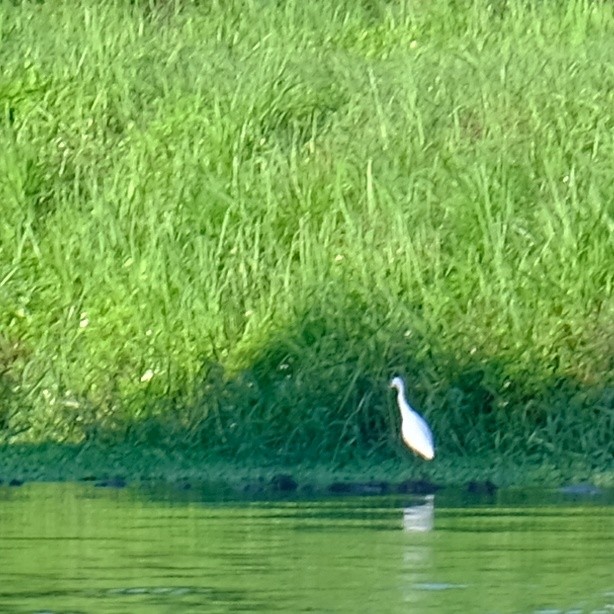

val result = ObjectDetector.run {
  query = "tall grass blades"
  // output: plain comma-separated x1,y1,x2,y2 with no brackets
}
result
0,0,612,474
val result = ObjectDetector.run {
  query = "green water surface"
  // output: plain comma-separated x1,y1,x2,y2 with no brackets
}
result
0,484,611,613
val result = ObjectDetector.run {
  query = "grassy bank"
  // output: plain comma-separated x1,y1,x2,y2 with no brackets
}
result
0,0,612,484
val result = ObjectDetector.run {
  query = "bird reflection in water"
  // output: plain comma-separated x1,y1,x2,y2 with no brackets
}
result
402,495,435,532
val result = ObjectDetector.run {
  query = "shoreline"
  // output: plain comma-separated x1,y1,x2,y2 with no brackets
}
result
1,442,612,492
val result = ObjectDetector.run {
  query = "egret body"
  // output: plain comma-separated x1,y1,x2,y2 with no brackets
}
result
390,376,435,461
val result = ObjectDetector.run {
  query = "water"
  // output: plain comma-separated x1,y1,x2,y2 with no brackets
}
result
0,483,612,613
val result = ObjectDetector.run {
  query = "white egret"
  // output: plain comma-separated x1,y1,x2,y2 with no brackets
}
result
390,376,435,461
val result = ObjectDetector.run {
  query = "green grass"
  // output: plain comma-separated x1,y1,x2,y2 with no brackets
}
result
0,0,612,483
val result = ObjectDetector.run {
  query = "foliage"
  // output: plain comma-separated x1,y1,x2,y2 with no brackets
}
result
0,0,612,475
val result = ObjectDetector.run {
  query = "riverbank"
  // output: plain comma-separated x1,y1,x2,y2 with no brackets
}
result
1,442,612,492
1,1,612,474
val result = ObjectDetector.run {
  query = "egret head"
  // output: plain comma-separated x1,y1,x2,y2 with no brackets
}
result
390,376,405,393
